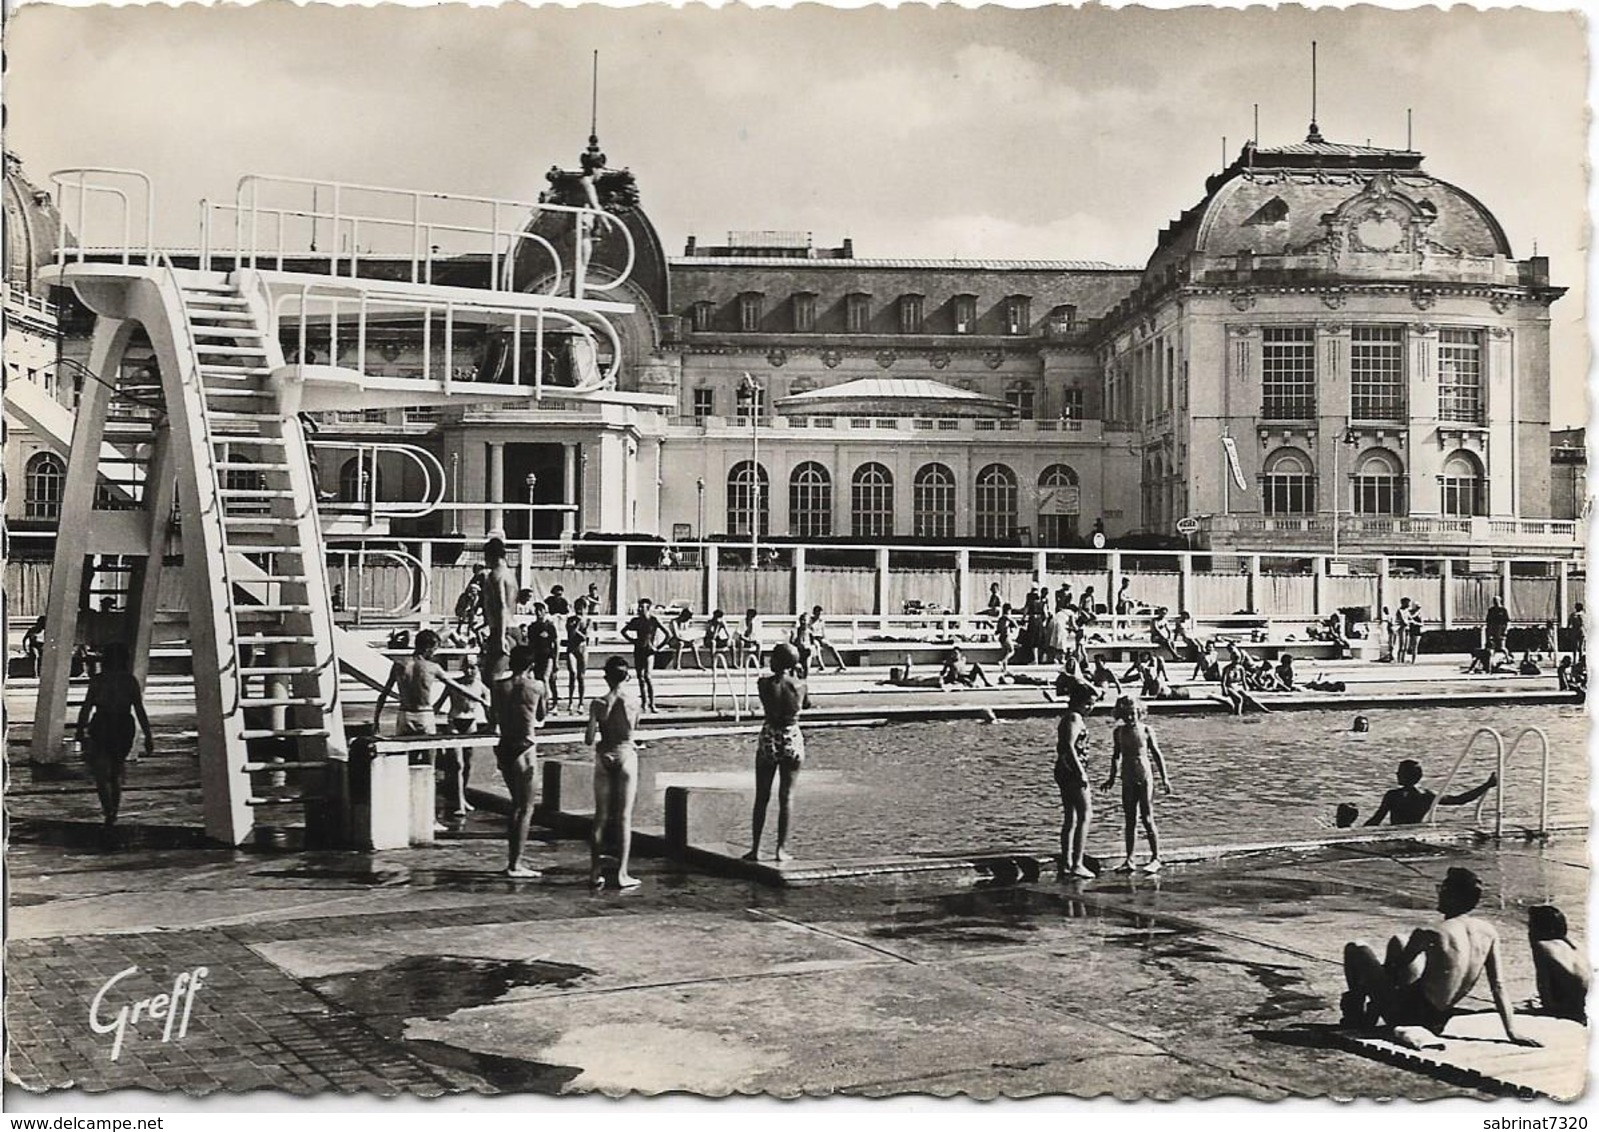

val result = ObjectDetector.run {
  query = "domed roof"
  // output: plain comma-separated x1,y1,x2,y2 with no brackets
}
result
3,153,69,297
1142,135,1512,286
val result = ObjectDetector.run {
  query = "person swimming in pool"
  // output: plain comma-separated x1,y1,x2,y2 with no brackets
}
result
1103,695,1171,873
1362,759,1498,826
1341,866,1538,1045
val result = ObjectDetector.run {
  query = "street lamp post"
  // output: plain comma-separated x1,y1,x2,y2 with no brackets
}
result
740,373,761,566
525,472,538,542
1330,427,1359,560
696,476,705,540
449,453,461,536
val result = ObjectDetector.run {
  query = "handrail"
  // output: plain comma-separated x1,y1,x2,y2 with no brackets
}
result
221,173,635,296
329,547,430,619
1506,726,1552,836
157,254,242,719
50,168,154,266
1431,725,1504,837
270,279,623,393
309,441,447,520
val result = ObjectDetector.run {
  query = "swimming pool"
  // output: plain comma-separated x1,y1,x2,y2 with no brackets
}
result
627,704,1589,859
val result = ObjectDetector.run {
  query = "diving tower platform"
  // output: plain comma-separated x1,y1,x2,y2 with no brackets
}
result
19,167,651,847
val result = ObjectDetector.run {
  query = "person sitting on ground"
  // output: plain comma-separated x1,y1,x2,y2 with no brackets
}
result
1149,607,1177,657
702,608,732,671
1557,655,1575,691
1527,905,1590,1024
1172,610,1198,658
1089,655,1123,696
74,641,154,830
1125,651,1188,701
1217,658,1270,714
660,607,700,670
1571,655,1589,700
1517,650,1543,677
1318,611,1351,655
939,646,991,689
1464,646,1515,676
1190,639,1223,683
1043,656,1099,708
1274,652,1298,692
586,655,642,889
1364,759,1498,826
1341,866,1538,1046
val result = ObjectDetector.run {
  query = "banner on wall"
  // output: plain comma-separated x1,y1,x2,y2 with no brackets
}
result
1221,436,1248,492
1038,485,1081,515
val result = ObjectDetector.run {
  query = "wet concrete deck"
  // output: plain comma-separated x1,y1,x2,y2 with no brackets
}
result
5,815,1588,1099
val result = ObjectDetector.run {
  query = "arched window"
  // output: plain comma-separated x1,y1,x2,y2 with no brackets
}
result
974,463,1018,541
851,462,894,539
913,463,956,541
1037,464,1080,546
1440,450,1486,517
24,452,65,520
789,462,832,539
337,457,384,503
727,460,770,537
1262,448,1314,516
1353,449,1405,516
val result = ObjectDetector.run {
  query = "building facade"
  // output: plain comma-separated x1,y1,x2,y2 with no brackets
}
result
3,125,1581,558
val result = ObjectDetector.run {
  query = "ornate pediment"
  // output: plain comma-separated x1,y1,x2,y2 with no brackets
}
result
1299,173,1439,262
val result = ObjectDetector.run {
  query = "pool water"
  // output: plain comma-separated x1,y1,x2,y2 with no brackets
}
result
629,705,1590,859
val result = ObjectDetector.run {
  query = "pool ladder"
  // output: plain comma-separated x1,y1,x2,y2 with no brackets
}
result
1430,726,1551,839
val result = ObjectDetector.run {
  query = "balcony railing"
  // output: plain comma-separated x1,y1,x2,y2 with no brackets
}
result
1201,513,1583,549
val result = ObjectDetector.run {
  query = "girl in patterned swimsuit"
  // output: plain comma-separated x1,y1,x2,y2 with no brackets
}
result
742,643,807,863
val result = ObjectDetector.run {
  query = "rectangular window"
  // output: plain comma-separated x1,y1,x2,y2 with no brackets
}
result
1353,475,1405,516
1006,387,1036,420
793,293,816,333
846,293,871,333
690,302,714,332
1438,328,1484,424
1263,474,1315,515
1005,296,1031,335
735,384,766,421
1441,474,1485,517
953,295,976,334
1351,326,1406,420
1060,388,1084,420
1261,326,1316,420
898,294,924,335
738,293,764,333
693,387,714,422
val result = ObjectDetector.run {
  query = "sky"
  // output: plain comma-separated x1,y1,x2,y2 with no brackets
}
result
4,3,1589,424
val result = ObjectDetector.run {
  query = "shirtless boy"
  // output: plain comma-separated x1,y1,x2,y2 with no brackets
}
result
1104,695,1172,873
1341,866,1538,1044
1528,905,1590,1024
495,644,549,878
743,642,807,863
586,656,642,889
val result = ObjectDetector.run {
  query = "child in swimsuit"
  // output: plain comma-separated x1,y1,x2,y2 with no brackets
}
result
1103,695,1172,873
585,655,642,890
743,642,807,863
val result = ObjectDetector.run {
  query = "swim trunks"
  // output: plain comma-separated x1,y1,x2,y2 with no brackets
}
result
1385,981,1452,1032
756,722,805,769
84,713,136,773
397,710,435,736
596,740,638,773
495,741,538,783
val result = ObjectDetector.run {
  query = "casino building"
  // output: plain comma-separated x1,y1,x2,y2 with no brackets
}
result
3,119,1579,558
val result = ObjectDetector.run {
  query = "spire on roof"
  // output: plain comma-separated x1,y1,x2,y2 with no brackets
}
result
1305,40,1324,143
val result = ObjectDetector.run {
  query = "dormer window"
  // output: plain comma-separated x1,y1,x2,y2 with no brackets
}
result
1048,304,1077,336
953,294,976,334
690,301,714,332
793,292,817,333
1005,295,1031,336
846,292,871,334
898,294,925,335
738,292,764,333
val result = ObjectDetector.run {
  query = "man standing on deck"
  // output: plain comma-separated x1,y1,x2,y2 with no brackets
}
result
480,538,520,699
1485,596,1510,655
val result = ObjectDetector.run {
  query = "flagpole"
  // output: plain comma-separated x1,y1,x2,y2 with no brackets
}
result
1222,426,1231,516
